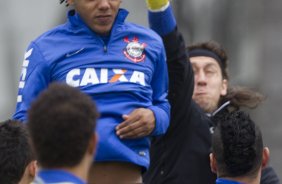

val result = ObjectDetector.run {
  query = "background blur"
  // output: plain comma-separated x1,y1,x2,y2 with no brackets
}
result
0,0,281,177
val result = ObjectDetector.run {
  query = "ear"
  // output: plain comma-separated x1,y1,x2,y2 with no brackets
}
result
209,153,217,174
220,79,228,96
28,160,38,177
262,147,270,169
18,160,38,184
88,133,98,156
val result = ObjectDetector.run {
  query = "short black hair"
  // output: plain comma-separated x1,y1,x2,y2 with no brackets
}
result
0,120,33,184
28,83,99,168
212,110,263,178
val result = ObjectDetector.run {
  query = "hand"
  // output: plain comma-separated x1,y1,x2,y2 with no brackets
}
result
116,108,156,139
146,0,169,10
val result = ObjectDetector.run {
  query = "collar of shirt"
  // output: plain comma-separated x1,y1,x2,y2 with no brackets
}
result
216,178,245,184
34,169,86,184
67,8,128,31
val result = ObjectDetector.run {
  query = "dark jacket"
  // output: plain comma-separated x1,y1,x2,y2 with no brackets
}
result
143,28,216,184
144,6,280,183
144,27,280,184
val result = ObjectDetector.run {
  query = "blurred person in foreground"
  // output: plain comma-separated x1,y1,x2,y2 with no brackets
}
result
28,83,98,184
144,0,280,183
0,119,37,184
13,0,170,183
211,110,269,184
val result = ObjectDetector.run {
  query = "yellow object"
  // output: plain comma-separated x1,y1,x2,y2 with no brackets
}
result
146,0,169,10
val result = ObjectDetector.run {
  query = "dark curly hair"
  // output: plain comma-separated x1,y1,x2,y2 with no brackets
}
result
212,110,263,178
28,83,99,168
0,120,33,184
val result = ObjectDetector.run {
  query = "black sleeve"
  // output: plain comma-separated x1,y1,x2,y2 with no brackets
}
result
162,27,194,128
261,166,281,184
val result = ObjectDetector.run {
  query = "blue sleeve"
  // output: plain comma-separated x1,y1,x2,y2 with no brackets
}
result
148,5,176,36
148,44,170,136
13,42,50,122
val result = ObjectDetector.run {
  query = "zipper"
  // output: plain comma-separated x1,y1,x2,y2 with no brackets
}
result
103,44,107,53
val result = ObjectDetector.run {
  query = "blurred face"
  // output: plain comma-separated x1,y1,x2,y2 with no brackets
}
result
68,0,121,35
191,56,228,113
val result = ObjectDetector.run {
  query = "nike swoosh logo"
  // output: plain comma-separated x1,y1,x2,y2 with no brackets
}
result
66,48,85,57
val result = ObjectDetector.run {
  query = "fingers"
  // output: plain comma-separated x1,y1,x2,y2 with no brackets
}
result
115,108,156,139
116,114,139,130
117,120,151,139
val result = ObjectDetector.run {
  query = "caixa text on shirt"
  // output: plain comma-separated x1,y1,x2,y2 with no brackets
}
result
66,68,146,87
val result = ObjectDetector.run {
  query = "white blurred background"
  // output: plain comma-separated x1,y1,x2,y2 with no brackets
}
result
0,0,281,177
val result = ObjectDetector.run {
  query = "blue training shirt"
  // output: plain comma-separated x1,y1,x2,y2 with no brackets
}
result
13,8,170,169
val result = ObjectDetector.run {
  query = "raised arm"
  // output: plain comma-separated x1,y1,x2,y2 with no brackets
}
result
146,0,194,124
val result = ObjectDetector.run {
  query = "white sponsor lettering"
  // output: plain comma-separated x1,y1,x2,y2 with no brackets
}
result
66,68,146,87
66,69,80,87
80,68,99,86
130,71,145,86
100,68,108,83
18,48,33,104
19,81,25,88
17,95,22,103
19,48,33,89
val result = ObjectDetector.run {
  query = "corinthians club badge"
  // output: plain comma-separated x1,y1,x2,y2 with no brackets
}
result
123,36,146,63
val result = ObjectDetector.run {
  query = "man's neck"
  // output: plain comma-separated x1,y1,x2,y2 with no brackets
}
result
220,174,260,184
19,174,33,184
61,157,92,182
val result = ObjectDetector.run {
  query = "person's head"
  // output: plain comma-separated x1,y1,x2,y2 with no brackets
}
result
0,120,36,184
188,41,228,113
188,41,264,113
210,111,269,182
62,0,122,35
27,83,99,169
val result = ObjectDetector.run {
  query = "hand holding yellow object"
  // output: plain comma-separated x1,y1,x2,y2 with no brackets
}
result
145,0,169,10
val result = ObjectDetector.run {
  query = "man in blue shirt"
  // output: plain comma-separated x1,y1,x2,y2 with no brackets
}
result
14,0,170,183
